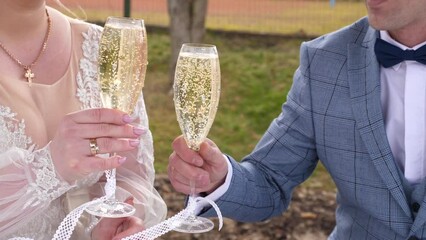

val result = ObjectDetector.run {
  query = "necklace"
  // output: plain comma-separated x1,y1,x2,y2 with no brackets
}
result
0,9,52,86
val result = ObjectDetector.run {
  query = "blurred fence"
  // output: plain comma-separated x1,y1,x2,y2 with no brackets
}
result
55,0,367,37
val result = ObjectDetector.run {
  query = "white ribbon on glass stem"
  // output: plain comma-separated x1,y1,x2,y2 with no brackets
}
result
9,171,222,240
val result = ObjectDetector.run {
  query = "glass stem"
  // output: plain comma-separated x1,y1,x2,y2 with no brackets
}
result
188,179,197,216
188,146,200,216
109,169,117,201
106,153,117,201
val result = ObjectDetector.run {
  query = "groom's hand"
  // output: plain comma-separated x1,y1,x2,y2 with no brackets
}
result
168,135,228,195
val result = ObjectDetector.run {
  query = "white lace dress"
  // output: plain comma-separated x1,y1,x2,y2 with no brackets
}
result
0,17,167,240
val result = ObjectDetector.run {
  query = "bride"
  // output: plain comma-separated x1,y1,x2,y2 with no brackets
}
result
0,0,167,239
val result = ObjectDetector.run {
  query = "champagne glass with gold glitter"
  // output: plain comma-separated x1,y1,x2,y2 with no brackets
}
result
172,43,221,233
85,16,147,218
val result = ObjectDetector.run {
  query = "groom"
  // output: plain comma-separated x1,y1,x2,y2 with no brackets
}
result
168,0,426,239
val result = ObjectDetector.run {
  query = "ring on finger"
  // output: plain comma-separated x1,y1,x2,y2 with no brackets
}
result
89,138,100,156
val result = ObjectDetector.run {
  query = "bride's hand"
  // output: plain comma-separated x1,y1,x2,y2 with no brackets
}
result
91,197,143,240
91,216,144,240
49,108,145,183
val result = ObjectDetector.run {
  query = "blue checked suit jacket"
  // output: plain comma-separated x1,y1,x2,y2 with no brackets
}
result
203,17,426,240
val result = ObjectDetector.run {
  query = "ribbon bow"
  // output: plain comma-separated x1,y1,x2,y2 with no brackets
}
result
374,38,426,68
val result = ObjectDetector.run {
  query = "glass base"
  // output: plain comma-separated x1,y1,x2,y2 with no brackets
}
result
173,216,214,233
85,199,136,218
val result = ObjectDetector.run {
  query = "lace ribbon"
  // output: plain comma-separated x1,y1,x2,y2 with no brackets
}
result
8,173,223,240
7,170,115,240
121,196,223,240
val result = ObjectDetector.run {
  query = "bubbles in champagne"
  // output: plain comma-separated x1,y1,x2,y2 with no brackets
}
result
174,52,221,150
98,21,147,114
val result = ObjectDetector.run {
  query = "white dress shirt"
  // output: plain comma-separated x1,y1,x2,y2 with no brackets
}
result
380,31,426,184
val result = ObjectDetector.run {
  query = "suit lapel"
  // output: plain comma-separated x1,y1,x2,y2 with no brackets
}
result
347,27,411,216
410,183,426,234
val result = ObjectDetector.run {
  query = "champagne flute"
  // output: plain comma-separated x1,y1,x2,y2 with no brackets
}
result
85,17,148,218
173,43,221,233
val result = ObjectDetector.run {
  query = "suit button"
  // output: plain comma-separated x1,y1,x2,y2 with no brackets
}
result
412,202,421,213
408,236,418,240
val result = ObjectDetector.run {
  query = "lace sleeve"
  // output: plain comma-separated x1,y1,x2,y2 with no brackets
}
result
0,144,73,236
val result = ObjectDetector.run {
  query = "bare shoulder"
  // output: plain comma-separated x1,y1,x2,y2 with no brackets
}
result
47,6,102,37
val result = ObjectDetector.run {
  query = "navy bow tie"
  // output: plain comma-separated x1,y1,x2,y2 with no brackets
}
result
374,38,426,68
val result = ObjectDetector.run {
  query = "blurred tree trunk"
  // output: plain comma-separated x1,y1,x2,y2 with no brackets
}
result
167,0,208,88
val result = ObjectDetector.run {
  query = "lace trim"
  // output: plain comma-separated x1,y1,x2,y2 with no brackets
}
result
0,106,32,151
75,25,104,188
0,106,71,211
76,25,102,110
19,145,72,208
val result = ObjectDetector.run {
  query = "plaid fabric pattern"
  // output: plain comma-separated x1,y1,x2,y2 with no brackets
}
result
203,17,426,240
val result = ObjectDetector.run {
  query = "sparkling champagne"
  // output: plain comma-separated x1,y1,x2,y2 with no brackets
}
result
172,43,220,233
174,52,221,150
98,21,147,114
86,18,146,218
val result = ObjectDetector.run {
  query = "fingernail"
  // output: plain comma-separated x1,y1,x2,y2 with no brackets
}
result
123,114,135,123
129,139,140,147
118,156,127,164
133,126,146,135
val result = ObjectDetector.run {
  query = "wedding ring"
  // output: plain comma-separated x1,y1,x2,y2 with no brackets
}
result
89,138,99,156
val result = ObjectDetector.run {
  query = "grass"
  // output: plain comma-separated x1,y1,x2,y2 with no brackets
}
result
144,29,335,191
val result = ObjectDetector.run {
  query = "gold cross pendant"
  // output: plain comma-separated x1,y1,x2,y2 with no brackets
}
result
24,68,34,86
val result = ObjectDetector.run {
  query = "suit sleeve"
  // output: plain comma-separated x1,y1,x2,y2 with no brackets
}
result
202,42,319,222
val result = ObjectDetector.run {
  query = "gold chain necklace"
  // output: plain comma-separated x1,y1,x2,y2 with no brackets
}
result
0,9,51,86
